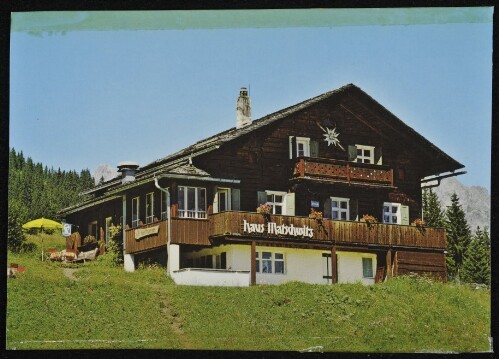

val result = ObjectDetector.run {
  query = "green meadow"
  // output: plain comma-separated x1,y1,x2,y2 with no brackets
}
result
6,234,491,352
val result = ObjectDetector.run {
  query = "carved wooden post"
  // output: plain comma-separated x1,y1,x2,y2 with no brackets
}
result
386,249,392,280
299,158,305,177
331,245,337,284
251,241,256,286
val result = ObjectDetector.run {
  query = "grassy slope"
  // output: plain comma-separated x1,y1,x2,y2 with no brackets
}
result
6,235,491,352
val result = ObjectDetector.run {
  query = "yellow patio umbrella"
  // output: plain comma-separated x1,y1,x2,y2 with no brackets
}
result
22,218,63,261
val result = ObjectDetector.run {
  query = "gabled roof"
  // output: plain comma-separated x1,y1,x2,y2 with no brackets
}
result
76,83,464,198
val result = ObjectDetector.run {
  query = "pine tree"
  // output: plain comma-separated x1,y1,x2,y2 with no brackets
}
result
8,201,27,253
461,227,490,286
444,193,472,282
422,188,445,227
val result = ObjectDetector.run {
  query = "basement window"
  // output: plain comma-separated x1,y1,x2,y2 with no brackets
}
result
362,258,374,278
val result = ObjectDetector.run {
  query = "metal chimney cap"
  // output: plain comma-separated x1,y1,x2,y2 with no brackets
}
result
117,161,139,171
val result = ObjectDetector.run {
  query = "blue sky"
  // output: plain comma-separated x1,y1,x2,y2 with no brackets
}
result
10,9,493,190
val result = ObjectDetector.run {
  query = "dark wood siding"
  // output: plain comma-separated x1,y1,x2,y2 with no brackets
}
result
394,250,447,281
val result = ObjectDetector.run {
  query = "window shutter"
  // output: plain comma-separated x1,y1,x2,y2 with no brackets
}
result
231,188,241,211
401,205,409,225
375,147,383,165
348,145,357,161
285,193,295,216
212,186,219,213
323,197,332,219
310,139,319,158
257,191,267,206
289,136,296,159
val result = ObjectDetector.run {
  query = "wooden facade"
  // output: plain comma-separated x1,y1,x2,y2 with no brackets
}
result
62,84,463,283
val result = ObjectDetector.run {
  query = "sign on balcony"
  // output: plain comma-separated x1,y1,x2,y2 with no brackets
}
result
243,219,314,238
134,225,160,240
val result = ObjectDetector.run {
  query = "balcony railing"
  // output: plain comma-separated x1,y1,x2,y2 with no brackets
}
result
125,218,210,254
209,211,446,249
125,211,446,254
293,157,394,187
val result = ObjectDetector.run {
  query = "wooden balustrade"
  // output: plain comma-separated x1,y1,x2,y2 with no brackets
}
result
293,157,394,187
125,211,446,254
125,220,168,254
209,211,446,249
125,218,210,254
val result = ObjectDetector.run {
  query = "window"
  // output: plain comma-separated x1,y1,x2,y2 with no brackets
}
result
178,186,206,219
255,251,285,274
215,255,221,269
88,221,98,238
274,253,284,274
296,137,310,157
161,191,168,220
355,144,375,164
331,197,349,220
132,197,140,227
262,252,272,273
205,255,213,269
362,258,374,278
289,136,312,158
266,191,285,215
146,192,154,224
215,188,230,213
383,202,401,224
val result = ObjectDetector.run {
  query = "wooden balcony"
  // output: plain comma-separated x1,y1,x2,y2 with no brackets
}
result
293,157,394,187
209,211,446,250
126,211,446,254
125,218,210,254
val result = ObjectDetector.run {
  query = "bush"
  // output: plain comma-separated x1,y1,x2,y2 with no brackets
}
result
20,242,37,253
106,224,123,266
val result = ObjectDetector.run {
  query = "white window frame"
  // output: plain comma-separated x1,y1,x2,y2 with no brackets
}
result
383,202,401,224
146,192,154,224
216,188,231,213
331,197,350,221
355,144,375,164
296,137,311,157
178,186,207,219
132,196,140,228
255,251,285,274
266,191,286,215
161,191,168,221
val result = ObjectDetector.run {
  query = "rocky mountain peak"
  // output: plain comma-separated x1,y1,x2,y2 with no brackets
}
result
432,177,490,232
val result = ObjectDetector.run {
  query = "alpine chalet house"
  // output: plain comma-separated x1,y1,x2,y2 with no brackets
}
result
61,84,464,286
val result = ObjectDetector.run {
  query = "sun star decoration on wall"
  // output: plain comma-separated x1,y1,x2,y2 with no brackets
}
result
318,123,345,150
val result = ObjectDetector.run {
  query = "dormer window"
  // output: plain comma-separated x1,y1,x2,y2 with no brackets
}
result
348,144,382,165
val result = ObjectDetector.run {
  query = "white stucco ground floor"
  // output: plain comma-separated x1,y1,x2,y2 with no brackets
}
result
168,243,378,286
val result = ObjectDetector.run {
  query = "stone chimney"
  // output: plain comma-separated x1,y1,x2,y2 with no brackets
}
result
117,161,139,184
236,87,251,129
